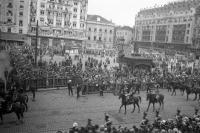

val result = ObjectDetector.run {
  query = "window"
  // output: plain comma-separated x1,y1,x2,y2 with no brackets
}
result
40,3,45,8
74,2,78,5
110,30,112,34
188,24,190,28
73,14,77,18
20,5,24,9
99,37,102,41
94,28,97,32
104,37,106,41
40,18,44,22
186,36,189,42
7,10,13,16
19,29,23,34
31,17,36,22
7,19,12,23
88,36,90,40
19,12,23,16
94,36,96,41
81,10,83,13
73,22,77,27
40,10,45,15
73,8,77,12
99,29,102,32
89,28,91,31
19,20,23,26
7,27,11,32
7,3,13,8
187,30,189,34
80,23,84,28
105,29,107,33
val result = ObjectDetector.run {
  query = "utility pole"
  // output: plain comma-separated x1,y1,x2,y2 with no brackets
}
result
35,20,38,67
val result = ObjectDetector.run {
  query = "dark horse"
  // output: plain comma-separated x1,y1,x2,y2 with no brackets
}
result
13,92,29,112
185,86,200,101
146,93,164,112
118,93,141,114
168,82,185,96
0,101,26,124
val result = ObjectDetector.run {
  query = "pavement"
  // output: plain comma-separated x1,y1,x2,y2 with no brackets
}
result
0,89,199,133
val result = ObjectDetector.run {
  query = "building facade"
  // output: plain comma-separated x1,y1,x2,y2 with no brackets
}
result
86,15,115,51
134,0,200,52
0,0,88,52
115,26,133,45
0,0,30,50
28,0,88,53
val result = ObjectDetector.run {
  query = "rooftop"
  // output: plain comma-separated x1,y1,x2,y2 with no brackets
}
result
87,14,114,25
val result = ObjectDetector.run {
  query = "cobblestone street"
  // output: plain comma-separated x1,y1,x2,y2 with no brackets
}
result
0,89,199,133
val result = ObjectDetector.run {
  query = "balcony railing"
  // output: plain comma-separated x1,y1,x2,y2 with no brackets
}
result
28,30,87,40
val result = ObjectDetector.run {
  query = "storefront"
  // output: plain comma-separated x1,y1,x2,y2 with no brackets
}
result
0,32,27,51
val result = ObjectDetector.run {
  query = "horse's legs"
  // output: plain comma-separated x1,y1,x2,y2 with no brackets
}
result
119,104,123,113
124,104,127,114
136,102,140,113
15,112,21,125
187,93,189,101
146,102,150,112
132,104,135,113
153,103,155,112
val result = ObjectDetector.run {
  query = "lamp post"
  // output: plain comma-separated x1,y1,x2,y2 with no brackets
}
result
35,20,38,67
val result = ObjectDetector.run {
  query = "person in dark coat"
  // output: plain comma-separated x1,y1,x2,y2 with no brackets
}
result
67,80,73,96
76,84,81,99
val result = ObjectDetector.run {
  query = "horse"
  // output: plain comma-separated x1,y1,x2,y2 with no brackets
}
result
0,100,26,124
118,93,141,114
146,93,164,112
185,86,200,101
13,93,29,112
168,82,185,96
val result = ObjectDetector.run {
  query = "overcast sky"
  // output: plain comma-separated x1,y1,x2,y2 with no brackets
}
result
88,0,177,27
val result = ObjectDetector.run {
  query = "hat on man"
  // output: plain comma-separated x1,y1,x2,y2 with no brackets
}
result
73,122,78,127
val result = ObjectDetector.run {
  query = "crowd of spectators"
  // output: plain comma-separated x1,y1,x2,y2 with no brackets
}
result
55,109,200,133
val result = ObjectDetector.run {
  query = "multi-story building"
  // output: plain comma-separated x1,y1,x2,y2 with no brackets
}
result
115,26,133,45
0,0,30,49
28,0,88,53
134,0,200,53
86,14,115,51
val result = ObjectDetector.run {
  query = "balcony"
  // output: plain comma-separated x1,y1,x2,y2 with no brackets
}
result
28,30,87,41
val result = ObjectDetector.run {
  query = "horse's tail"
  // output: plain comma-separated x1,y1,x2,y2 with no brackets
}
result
138,96,141,103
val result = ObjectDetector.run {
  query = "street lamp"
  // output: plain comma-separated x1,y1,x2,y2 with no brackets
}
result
35,20,39,67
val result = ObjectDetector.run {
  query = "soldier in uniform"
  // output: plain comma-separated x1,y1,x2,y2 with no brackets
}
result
76,84,81,99
140,112,149,132
154,110,162,128
104,113,112,133
67,80,73,96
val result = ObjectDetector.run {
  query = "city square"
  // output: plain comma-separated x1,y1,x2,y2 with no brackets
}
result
1,0,200,133
0,89,199,133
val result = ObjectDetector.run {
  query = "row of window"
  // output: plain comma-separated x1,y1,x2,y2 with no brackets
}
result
6,27,23,34
88,28,113,34
88,36,113,42
136,17,193,26
40,17,85,28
